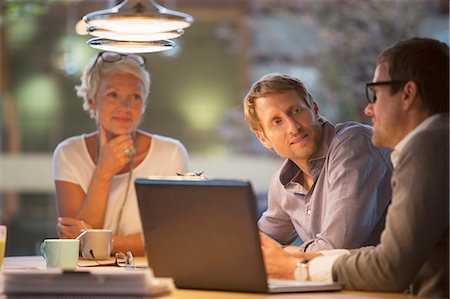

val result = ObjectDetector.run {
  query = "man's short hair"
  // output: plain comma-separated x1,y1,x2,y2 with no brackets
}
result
243,73,315,132
378,37,449,114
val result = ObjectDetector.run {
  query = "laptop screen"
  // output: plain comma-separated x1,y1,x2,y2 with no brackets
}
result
135,178,269,292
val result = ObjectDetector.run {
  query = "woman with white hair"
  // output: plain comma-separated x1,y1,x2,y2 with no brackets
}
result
53,52,189,256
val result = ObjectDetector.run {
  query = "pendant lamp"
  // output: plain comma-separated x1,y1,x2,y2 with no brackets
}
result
82,0,193,53
87,26,184,42
88,39,176,54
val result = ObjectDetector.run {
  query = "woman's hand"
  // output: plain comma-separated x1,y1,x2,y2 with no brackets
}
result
56,217,92,239
96,125,135,177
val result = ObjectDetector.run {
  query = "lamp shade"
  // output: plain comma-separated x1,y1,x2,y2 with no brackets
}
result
87,26,184,42
87,38,176,54
81,0,192,53
83,0,193,34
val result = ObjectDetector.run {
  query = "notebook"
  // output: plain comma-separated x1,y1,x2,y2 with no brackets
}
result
135,178,342,293
1,268,174,297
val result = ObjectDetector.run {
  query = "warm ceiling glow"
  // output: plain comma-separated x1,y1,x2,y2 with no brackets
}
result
75,19,89,35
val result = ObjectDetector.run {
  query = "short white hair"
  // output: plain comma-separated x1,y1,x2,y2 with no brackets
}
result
75,53,151,118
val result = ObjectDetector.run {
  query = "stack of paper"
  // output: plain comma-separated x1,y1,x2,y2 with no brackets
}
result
0,268,174,297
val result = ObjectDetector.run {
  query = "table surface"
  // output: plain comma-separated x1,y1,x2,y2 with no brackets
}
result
1,256,414,299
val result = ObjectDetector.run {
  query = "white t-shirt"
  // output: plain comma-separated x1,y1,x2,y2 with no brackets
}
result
52,133,189,236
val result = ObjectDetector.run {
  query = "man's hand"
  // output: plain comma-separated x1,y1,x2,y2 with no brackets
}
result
260,233,300,279
56,217,92,239
260,233,322,279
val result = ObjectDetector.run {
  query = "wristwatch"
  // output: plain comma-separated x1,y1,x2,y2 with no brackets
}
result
293,258,310,281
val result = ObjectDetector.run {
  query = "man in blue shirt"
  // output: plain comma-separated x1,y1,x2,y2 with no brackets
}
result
243,73,392,252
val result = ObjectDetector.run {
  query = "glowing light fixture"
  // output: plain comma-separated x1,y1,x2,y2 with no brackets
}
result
87,26,184,42
82,0,193,53
87,38,175,54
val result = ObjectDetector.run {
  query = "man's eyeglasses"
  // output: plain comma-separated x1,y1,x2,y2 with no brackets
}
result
80,250,146,269
365,80,408,103
91,51,146,72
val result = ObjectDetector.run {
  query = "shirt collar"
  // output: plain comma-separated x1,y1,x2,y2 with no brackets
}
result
309,120,335,161
390,114,441,168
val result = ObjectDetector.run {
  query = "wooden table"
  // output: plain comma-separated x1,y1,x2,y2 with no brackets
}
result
1,256,414,299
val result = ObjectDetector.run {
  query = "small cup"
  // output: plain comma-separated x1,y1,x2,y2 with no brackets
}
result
80,229,113,260
0,225,7,269
40,239,79,270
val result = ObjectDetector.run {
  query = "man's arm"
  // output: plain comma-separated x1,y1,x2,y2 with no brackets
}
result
331,129,449,293
300,125,392,252
258,172,299,245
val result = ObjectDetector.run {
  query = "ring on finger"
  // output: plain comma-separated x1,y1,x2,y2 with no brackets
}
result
124,147,136,157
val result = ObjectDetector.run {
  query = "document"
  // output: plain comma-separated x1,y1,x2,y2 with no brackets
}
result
0,268,174,297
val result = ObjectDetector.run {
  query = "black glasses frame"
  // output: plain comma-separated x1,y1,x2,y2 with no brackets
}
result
91,51,146,72
365,80,409,103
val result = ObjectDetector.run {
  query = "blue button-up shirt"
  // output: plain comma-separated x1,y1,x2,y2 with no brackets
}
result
258,121,393,252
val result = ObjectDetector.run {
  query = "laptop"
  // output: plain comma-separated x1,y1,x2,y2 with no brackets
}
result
135,178,342,293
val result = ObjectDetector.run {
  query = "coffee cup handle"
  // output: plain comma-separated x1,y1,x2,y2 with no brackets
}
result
40,242,47,259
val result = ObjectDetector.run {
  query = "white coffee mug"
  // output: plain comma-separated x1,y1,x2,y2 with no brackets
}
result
80,229,113,260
